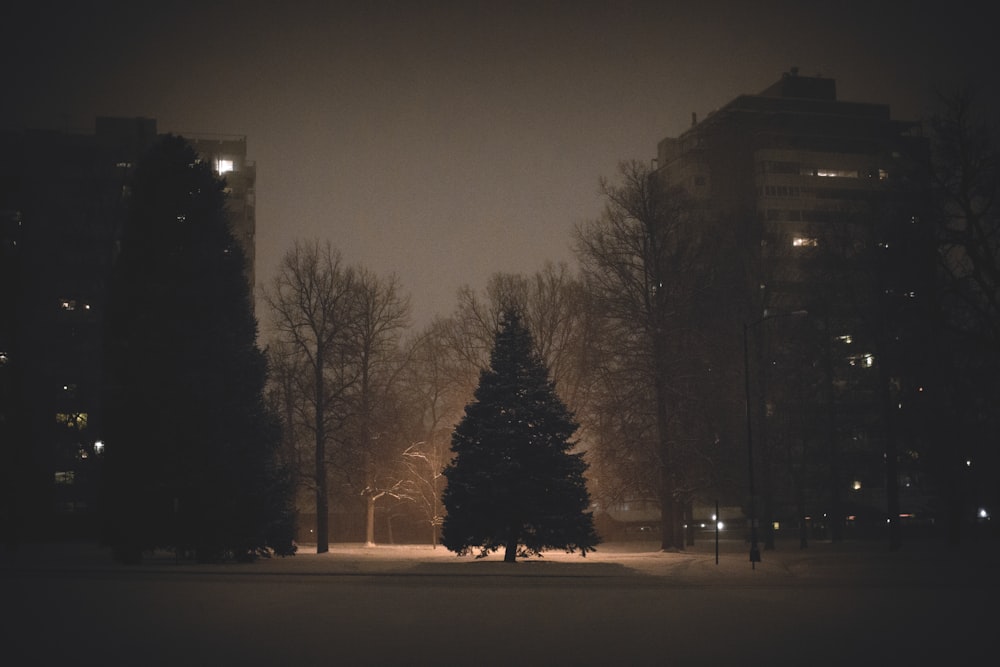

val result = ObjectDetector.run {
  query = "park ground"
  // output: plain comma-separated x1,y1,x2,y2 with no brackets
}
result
3,536,998,665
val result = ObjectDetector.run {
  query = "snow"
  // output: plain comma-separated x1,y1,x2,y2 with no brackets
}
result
3,537,997,665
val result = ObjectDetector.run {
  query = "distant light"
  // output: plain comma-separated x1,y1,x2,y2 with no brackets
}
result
94,440,105,455
966,460,972,468
718,521,725,531
853,480,862,491
979,508,990,520
216,158,234,174
771,521,779,531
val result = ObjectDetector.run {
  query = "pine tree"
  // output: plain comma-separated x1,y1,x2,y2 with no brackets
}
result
102,135,294,562
441,309,598,562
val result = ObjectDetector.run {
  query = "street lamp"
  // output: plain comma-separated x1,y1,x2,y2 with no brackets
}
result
743,309,807,569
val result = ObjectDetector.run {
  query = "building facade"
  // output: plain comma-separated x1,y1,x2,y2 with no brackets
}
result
0,118,256,540
655,70,934,541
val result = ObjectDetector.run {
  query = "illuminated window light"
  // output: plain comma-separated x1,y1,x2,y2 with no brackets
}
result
793,236,819,247
816,169,859,178
836,334,853,344
55,412,88,430
847,353,875,368
54,471,75,485
216,158,234,174
852,480,862,491
93,440,105,455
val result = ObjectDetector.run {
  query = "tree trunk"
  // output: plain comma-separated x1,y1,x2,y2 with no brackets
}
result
314,363,329,554
365,495,376,547
504,524,518,562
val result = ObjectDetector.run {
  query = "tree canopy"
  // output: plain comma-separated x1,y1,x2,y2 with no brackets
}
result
441,309,598,562
102,135,293,562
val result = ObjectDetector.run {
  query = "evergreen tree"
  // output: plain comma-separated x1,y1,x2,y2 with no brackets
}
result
441,309,598,562
102,135,294,563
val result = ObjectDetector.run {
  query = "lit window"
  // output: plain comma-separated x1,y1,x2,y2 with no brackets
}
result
55,413,88,430
879,169,889,181
847,353,875,368
54,471,75,485
216,158,234,174
853,480,862,491
815,169,859,178
60,299,76,311
0,351,8,365
94,440,105,455
836,335,853,344
792,237,818,247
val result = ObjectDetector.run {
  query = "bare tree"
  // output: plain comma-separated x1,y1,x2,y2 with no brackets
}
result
927,88,1000,543
263,240,356,553
574,160,719,551
342,267,412,546
396,316,473,545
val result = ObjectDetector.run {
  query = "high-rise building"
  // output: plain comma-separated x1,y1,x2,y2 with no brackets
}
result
187,134,257,292
655,69,934,540
0,118,256,540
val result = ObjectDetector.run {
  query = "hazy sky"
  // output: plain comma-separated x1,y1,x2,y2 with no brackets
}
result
3,1,992,329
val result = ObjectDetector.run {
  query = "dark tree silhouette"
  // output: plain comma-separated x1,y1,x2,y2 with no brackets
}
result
103,135,294,563
441,309,598,562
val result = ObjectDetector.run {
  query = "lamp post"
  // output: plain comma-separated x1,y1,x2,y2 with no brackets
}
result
744,309,807,569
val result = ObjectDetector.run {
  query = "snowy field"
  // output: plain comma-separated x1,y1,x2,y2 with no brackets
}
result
3,538,997,665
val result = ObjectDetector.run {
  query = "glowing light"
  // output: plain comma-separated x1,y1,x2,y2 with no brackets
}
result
216,158,234,174
94,440,105,455
852,480,862,491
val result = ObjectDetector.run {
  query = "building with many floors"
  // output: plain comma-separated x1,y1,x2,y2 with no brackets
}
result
654,69,935,541
0,118,256,540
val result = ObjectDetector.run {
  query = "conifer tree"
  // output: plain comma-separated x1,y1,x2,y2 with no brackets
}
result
102,135,294,562
442,309,598,562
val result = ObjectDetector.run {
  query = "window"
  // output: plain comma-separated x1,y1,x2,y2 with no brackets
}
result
792,236,818,247
847,353,875,368
216,158,234,175
54,471,76,485
815,168,859,178
800,166,859,178
56,412,88,430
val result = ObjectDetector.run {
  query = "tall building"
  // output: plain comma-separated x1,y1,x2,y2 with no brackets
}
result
0,118,256,540
655,69,934,540
187,134,257,292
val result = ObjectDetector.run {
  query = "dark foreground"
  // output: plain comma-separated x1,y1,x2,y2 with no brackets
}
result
2,538,997,666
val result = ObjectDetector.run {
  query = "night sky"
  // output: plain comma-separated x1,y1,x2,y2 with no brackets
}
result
3,1,993,328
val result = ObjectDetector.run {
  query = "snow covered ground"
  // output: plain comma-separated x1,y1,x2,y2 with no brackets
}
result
4,536,996,585
3,538,997,665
